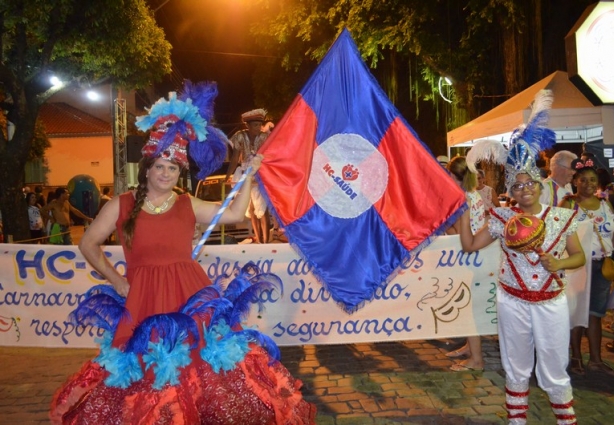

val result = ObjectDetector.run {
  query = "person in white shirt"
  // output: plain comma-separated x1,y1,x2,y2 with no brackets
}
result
539,150,577,206
476,169,501,212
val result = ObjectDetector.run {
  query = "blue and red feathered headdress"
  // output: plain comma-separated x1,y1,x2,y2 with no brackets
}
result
135,81,227,180
466,89,556,194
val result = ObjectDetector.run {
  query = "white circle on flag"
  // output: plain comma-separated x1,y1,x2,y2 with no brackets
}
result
308,133,388,219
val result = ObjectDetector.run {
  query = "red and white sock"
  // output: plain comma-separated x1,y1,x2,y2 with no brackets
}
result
550,399,576,425
505,386,529,425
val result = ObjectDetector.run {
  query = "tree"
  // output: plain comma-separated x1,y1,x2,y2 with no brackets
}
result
249,0,594,155
248,0,520,153
0,0,171,242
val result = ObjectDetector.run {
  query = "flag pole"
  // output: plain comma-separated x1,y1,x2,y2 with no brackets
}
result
191,166,252,260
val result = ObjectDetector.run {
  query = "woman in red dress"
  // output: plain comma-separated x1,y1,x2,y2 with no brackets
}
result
50,81,316,424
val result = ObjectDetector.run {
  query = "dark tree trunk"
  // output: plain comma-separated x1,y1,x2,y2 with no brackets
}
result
0,82,39,243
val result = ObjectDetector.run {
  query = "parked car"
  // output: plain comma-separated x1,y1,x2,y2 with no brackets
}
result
194,169,253,244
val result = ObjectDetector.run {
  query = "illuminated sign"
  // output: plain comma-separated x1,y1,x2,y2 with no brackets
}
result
566,1,614,104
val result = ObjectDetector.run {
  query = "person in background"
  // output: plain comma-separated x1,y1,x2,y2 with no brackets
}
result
580,150,596,163
34,185,46,208
536,151,550,180
437,155,449,168
596,168,614,206
96,187,112,216
50,82,315,424
476,169,501,212
26,192,44,243
228,108,272,244
46,190,56,206
559,159,614,377
539,150,577,206
41,187,93,245
445,157,487,372
96,187,114,244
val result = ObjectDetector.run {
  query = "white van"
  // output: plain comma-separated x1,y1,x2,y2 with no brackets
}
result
194,173,253,244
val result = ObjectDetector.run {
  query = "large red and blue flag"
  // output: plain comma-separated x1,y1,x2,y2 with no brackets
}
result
257,29,466,312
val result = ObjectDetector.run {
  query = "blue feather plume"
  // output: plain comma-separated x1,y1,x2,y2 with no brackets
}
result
227,276,283,328
125,313,200,354
179,81,227,179
179,80,218,122
189,131,227,180
235,328,280,362
83,284,126,304
222,263,260,302
509,89,555,154
69,285,128,332
182,296,233,324
180,286,223,316
135,91,207,141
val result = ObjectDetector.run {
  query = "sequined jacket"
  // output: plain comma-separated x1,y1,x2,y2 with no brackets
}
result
488,205,578,303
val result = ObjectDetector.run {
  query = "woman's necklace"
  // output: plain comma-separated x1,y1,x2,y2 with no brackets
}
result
145,193,175,214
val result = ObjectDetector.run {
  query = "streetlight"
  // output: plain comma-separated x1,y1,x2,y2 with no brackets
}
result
86,90,100,101
438,76,453,103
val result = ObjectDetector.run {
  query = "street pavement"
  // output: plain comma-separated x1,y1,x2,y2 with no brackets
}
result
1,227,613,424
1,333,614,424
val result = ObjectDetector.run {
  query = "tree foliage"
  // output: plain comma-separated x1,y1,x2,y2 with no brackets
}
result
249,0,594,153
0,0,172,241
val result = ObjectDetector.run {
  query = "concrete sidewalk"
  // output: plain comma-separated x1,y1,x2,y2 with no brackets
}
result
1,332,614,425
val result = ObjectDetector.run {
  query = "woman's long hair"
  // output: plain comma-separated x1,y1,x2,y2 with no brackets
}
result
447,156,477,192
121,157,155,250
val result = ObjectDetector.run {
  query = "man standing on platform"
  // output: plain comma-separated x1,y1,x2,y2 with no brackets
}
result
228,109,272,244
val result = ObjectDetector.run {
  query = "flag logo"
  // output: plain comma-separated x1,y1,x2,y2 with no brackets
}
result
309,133,388,219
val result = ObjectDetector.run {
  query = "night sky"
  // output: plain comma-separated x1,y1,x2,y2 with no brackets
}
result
150,0,269,129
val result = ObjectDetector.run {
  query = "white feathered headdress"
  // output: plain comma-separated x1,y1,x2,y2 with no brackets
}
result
466,89,556,194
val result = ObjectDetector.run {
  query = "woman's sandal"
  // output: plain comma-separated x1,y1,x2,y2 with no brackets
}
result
445,349,469,358
586,361,614,377
568,358,585,376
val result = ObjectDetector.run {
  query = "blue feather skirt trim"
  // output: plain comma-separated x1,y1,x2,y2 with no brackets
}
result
76,262,282,389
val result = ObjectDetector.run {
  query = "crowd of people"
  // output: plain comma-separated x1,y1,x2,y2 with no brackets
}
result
3,85,612,425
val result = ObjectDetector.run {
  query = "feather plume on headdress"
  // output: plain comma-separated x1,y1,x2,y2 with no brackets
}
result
135,80,227,180
466,140,508,174
466,89,556,193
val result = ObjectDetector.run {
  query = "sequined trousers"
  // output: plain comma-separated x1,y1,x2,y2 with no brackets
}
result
497,287,576,425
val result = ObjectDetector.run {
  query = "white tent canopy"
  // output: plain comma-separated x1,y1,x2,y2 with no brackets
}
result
447,71,604,148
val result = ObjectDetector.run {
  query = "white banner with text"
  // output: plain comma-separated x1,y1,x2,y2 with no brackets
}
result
0,223,591,348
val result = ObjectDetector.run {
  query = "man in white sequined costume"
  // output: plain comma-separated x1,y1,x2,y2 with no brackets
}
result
228,109,272,243
459,90,586,425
